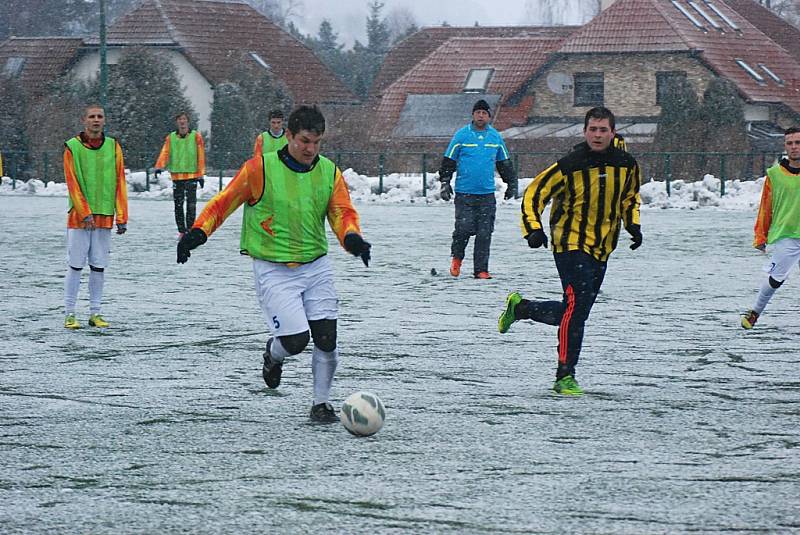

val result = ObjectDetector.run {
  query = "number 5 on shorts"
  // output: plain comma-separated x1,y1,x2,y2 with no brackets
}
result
272,315,280,329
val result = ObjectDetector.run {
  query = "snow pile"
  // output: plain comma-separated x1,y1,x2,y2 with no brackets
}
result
1,170,763,210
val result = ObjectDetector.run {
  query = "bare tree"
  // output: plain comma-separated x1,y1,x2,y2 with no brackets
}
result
246,0,304,27
523,0,600,25
386,6,418,43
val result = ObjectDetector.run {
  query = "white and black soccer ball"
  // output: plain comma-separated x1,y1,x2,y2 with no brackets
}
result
340,391,386,437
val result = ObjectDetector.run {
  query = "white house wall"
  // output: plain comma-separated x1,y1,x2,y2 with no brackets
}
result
70,48,213,134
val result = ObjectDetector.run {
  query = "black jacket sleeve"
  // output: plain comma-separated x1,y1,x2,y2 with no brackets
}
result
438,157,457,181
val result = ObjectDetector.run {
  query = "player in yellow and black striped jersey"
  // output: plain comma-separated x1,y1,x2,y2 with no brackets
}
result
498,107,642,396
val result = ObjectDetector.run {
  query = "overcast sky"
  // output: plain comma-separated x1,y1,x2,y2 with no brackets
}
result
293,0,598,47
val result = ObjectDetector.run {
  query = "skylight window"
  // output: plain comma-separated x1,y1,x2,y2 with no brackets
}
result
689,1,722,30
704,1,740,31
3,57,25,77
672,1,706,30
758,63,783,85
463,68,493,93
249,51,270,70
736,59,765,83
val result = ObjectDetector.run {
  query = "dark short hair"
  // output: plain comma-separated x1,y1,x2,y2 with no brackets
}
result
584,106,616,130
175,112,189,120
785,126,800,136
269,109,284,120
287,105,325,136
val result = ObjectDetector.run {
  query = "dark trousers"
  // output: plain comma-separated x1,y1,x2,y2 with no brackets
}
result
173,179,199,233
518,250,607,380
451,193,496,275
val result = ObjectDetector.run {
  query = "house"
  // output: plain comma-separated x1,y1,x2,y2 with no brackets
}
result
371,0,800,151
1,0,358,134
370,26,578,143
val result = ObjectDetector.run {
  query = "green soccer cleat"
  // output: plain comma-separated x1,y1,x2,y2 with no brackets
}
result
64,314,81,329
498,292,522,333
88,314,109,328
553,375,583,396
741,310,759,330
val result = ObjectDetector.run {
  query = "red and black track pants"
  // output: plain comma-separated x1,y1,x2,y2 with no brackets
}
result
516,250,607,380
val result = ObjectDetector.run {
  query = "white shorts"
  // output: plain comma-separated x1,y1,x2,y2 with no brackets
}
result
253,255,338,336
763,237,800,281
66,228,111,269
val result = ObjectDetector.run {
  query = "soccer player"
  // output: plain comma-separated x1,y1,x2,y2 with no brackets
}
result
438,99,517,279
176,105,371,424
63,104,128,329
498,106,642,396
741,126,800,329
154,112,206,238
252,109,288,157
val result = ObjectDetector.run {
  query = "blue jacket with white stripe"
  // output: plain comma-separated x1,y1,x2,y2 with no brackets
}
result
443,123,510,195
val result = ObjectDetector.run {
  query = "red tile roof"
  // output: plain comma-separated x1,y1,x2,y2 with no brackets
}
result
373,35,569,139
372,25,578,98
102,0,357,104
0,37,85,97
558,0,800,113
720,0,800,64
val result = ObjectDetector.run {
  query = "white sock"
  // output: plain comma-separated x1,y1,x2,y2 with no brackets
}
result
311,346,338,405
753,279,777,314
65,268,82,315
88,269,105,315
268,337,291,363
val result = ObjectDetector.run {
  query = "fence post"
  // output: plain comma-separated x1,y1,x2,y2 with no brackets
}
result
145,168,150,191
43,152,49,183
12,156,17,190
219,167,223,192
421,153,427,198
378,153,385,195
719,154,726,196
335,152,341,169
513,153,520,198
664,153,672,197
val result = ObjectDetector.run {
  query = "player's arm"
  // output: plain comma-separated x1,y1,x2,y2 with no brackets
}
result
114,141,128,231
521,163,564,249
177,157,261,263
753,176,772,250
154,135,170,170
253,134,263,159
620,162,642,250
328,168,370,266
64,144,92,223
196,132,206,176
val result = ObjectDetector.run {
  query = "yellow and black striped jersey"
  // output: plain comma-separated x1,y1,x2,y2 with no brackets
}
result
521,142,641,262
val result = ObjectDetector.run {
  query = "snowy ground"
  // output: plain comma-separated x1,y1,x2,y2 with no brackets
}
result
1,195,799,533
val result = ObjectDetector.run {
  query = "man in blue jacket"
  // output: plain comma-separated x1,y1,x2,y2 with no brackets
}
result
439,99,516,279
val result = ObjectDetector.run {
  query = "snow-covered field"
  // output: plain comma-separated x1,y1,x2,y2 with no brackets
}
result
1,191,798,532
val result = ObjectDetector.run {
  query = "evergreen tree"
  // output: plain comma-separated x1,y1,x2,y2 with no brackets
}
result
343,1,390,98
366,1,391,56
0,74,32,176
700,77,748,152
654,76,705,178
104,47,196,168
210,83,252,169
228,52,293,139
307,20,348,86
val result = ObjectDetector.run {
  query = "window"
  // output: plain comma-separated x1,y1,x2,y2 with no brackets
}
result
573,72,604,106
249,51,270,70
735,59,765,83
671,0,705,30
463,68,493,93
758,64,783,85
3,57,25,77
688,1,722,30
704,1,740,32
656,71,687,105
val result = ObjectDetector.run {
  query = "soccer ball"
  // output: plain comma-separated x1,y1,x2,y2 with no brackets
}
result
340,391,386,437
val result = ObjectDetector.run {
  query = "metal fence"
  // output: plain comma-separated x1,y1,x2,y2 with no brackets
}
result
1,149,784,197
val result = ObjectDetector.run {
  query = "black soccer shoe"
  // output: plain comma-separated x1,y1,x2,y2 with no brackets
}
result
309,402,338,424
262,339,282,389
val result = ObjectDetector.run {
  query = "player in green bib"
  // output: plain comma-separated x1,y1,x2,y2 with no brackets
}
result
252,109,288,158
741,127,800,329
176,105,371,424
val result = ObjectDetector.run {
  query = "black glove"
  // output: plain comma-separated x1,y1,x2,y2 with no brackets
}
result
503,178,518,200
198,177,205,189
440,180,453,201
177,228,207,264
154,168,162,179
626,224,642,250
343,232,371,267
526,229,548,249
